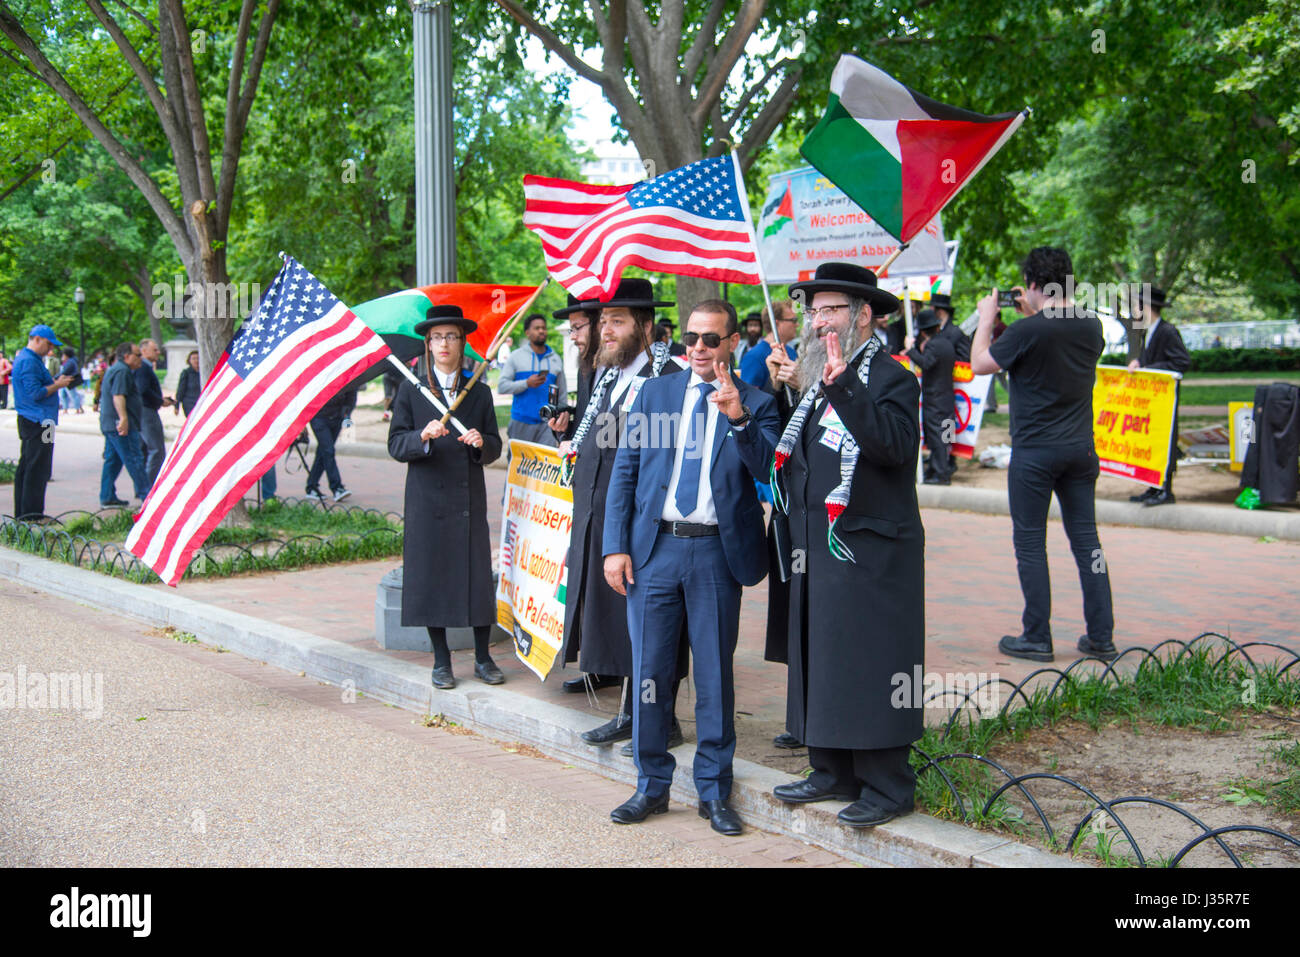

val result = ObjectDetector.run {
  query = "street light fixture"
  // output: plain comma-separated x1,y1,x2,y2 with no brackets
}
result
74,285,85,366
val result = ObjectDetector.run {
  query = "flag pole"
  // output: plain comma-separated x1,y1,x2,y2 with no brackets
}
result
439,279,550,423
385,353,470,435
728,147,779,341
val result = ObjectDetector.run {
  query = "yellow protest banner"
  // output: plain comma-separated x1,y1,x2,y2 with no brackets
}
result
1092,366,1179,487
496,440,573,680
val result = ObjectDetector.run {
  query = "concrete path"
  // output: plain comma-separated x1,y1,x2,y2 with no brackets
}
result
0,579,846,867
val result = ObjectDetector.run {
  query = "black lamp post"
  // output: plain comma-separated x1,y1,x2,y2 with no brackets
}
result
74,286,85,364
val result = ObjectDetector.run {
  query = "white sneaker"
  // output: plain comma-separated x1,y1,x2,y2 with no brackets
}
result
332,487,352,502
305,488,324,501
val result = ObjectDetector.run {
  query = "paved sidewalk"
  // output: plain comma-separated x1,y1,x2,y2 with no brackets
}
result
1,579,843,867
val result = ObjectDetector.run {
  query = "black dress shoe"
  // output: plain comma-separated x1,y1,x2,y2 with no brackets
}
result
561,673,621,693
431,665,455,690
1077,634,1119,661
998,634,1054,662
582,712,633,745
1129,487,1158,503
699,800,743,835
1143,489,1176,507
922,476,951,485
620,717,684,756
773,779,856,804
772,732,803,750
474,660,505,685
838,799,911,828
610,790,669,824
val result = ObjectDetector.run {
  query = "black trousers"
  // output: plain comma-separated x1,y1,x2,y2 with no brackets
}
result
1007,443,1114,645
807,744,915,811
15,415,54,519
922,405,953,479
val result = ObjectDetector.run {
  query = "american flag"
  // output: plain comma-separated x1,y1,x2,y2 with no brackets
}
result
523,154,762,299
500,518,518,571
126,256,390,585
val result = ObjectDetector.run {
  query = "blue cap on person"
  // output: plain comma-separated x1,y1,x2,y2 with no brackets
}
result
29,324,63,347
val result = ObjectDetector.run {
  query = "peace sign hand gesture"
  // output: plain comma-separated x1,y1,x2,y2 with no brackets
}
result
708,360,743,419
821,331,847,385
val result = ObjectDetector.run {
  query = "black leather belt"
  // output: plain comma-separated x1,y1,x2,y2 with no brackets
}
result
659,521,720,537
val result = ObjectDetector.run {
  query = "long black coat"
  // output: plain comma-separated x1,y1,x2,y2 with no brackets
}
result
387,374,502,628
781,349,925,750
558,362,657,677
1140,320,1192,479
908,335,956,421
937,319,971,362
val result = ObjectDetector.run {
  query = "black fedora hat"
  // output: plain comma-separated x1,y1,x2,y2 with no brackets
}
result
788,262,900,316
594,277,674,310
930,293,953,312
414,304,477,337
1137,286,1170,310
553,293,600,320
914,308,941,332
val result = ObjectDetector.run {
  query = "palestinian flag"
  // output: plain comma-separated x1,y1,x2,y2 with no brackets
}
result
347,282,543,385
762,180,794,238
801,55,1027,243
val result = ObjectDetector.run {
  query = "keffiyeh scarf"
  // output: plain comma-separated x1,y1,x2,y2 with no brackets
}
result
770,336,881,563
561,340,671,485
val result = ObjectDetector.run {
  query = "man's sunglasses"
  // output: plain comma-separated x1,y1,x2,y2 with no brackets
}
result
682,331,729,348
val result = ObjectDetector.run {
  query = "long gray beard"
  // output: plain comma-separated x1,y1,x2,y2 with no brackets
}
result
796,321,862,394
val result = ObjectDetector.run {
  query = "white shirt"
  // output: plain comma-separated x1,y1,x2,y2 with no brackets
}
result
661,372,721,525
606,351,649,412
433,367,460,394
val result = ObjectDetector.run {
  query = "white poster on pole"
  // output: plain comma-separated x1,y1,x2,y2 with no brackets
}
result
756,166,947,282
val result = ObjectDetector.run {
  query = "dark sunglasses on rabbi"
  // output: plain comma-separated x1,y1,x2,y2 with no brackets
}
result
682,331,729,348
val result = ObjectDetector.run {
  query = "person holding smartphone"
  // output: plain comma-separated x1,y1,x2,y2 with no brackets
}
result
970,247,1116,663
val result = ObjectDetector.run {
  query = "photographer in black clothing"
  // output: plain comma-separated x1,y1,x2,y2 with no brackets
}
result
970,247,1116,663
906,309,956,484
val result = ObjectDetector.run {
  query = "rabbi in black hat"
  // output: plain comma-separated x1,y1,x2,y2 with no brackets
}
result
388,304,505,690
768,262,925,830
906,308,957,484
555,277,690,750
550,293,602,442
930,293,971,362
1127,286,1190,507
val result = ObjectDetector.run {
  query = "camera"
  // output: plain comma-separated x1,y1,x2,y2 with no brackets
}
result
997,289,1022,310
539,383,576,421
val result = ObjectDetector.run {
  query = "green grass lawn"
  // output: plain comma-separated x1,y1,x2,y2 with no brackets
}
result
1179,384,1262,406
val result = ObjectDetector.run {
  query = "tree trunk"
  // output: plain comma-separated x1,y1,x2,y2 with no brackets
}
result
140,265,166,346
675,275,722,317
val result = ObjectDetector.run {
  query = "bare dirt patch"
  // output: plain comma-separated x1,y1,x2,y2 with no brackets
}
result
978,713,1300,867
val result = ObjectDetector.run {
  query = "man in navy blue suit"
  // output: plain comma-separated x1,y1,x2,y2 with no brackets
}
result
602,299,781,836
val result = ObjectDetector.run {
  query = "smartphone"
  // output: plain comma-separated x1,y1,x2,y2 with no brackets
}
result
997,290,1021,310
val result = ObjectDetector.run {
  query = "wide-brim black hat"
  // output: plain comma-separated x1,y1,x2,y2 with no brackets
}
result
1138,286,1169,309
914,308,941,332
414,304,478,337
788,262,900,316
552,293,600,320
593,277,674,310
930,293,953,312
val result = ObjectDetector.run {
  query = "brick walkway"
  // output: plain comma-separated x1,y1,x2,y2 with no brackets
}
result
6,422,1298,770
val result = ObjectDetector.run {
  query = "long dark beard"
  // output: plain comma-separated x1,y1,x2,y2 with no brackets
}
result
597,327,646,369
796,320,862,392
